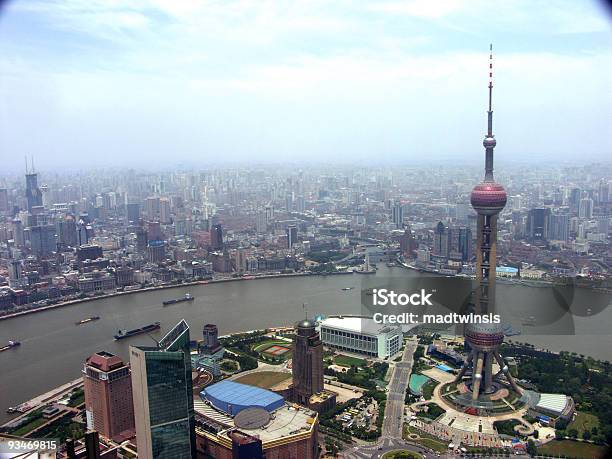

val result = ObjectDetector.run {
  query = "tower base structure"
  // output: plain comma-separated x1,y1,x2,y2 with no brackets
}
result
446,322,524,414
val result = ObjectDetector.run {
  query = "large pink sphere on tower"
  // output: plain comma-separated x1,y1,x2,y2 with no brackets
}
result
471,181,507,215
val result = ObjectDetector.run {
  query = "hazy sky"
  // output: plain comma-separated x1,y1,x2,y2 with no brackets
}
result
0,0,611,171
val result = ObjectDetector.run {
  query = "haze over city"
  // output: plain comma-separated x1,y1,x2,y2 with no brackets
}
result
1,0,611,171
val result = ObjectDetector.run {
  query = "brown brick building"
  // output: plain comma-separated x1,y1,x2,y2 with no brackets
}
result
83,351,135,440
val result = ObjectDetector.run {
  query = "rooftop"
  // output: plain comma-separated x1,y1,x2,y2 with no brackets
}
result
201,380,284,415
86,351,125,372
194,398,317,445
319,316,401,336
536,393,572,415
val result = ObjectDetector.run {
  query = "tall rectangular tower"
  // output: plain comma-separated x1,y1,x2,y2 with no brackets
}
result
83,351,135,440
292,320,324,406
130,320,196,459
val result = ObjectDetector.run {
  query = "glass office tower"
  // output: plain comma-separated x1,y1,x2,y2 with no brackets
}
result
130,320,196,459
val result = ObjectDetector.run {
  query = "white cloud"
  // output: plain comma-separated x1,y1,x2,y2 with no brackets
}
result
369,0,465,18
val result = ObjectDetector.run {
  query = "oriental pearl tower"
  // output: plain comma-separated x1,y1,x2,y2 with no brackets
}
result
455,45,522,404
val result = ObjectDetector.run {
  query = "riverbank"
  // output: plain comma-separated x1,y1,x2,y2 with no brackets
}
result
0,270,353,322
396,258,612,293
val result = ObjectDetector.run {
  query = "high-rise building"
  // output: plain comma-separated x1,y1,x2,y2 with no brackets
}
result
234,248,247,273
200,323,222,355
127,203,140,223
40,184,51,208
57,215,78,248
456,45,521,403
286,225,298,248
458,227,472,261
296,195,306,213
8,259,23,288
265,205,274,225
145,196,160,221
255,210,267,234
130,319,197,459
25,172,43,211
146,221,163,242
77,218,90,246
0,188,8,212
598,179,610,204
291,319,324,406
159,198,171,224
147,240,165,263
12,219,24,248
29,224,56,258
399,225,415,257
433,221,449,258
77,244,103,262
285,192,294,212
392,201,404,229
210,224,224,251
547,214,570,242
578,197,594,219
136,227,148,253
527,208,551,241
83,351,135,440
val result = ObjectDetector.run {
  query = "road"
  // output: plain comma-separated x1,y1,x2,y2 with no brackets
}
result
382,338,417,439
341,339,458,458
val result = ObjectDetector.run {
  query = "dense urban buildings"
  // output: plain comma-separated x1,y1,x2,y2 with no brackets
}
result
0,155,610,319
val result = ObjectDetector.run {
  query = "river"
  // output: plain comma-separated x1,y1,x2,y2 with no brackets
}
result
0,266,610,424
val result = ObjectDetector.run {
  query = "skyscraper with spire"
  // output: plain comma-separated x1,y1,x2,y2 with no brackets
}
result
25,156,42,212
455,45,521,403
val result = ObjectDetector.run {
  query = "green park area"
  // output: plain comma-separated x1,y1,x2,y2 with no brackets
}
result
403,425,449,453
233,371,292,389
421,379,437,400
333,354,367,368
11,409,47,437
415,403,445,421
567,412,600,438
537,439,609,459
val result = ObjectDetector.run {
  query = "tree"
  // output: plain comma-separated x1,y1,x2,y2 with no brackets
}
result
526,439,537,457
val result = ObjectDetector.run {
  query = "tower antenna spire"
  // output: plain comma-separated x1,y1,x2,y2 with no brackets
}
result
483,43,496,181
25,156,28,174
488,43,493,132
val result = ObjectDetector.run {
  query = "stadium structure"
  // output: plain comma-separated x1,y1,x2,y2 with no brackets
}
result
195,380,318,459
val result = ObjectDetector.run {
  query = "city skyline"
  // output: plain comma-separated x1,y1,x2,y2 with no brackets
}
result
1,0,611,171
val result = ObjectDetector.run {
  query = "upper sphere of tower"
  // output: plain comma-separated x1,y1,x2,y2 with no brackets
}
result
483,136,496,149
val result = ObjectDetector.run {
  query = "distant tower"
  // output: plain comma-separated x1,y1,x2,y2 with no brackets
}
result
286,224,298,248
392,201,404,229
456,45,521,402
201,323,222,355
25,157,43,212
210,224,224,251
292,319,324,406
